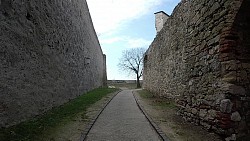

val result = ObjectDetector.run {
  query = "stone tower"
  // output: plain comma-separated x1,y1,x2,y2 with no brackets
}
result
154,11,169,33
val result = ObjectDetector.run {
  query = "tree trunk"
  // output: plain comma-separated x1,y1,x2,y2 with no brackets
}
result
136,73,141,88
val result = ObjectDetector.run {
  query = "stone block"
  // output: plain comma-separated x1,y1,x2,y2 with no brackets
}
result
230,85,246,96
199,109,207,118
242,63,250,69
222,83,246,96
220,99,233,113
210,1,221,13
191,108,198,115
225,134,236,141
200,121,211,129
238,120,247,132
222,71,237,83
231,111,241,122
239,71,248,81
206,109,217,120
186,104,192,112
221,60,237,71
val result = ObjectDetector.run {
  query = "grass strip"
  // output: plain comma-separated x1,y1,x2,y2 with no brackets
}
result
0,88,118,141
109,83,137,89
137,89,155,99
138,89,176,108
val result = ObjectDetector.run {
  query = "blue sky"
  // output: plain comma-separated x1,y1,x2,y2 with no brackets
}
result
86,0,181,80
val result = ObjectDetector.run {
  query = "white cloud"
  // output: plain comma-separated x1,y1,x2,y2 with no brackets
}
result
126,38,151,48
101,37,123,44
100,36,151,48
86,0,163,36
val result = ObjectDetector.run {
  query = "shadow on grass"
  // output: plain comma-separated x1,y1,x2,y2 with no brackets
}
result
0,88,118,141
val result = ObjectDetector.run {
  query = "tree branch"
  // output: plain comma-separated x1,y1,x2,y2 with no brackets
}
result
118,47,146,79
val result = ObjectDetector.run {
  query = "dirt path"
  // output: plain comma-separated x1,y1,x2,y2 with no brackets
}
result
134,90,223,141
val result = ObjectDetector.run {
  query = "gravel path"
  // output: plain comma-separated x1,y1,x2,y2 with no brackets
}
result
85,89,161,141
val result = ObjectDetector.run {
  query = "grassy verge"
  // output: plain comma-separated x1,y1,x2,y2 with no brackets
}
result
138,89,154,98
138,89,176,109
0,88,118,141
136,89,222,141
108,83,137,89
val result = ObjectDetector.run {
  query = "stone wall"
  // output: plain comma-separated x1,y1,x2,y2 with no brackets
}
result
144,0,250,139
0,0,106,127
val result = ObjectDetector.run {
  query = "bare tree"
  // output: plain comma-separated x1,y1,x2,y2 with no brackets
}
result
118,48,145,88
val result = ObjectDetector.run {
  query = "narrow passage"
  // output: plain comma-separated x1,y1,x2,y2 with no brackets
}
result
85,89,161,141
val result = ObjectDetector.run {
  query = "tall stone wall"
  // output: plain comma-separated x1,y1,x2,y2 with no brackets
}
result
144,0,250,138
0,0,106,127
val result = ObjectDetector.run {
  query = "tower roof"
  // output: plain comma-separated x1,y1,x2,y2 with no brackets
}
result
154,11,170,17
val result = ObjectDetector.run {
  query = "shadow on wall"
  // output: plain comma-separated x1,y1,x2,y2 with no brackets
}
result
0,0,106,127
143,0,250,139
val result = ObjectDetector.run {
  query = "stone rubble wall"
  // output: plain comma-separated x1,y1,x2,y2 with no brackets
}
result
0,0,106,127
144,0,249,138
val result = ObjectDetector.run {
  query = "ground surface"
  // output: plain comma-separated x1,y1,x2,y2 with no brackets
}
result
37,91,119,141
33,83,224,141
134,89,223,141
86,89,161,141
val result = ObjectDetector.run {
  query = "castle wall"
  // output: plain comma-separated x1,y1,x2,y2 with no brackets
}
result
144,0,249,138
0,0,106,127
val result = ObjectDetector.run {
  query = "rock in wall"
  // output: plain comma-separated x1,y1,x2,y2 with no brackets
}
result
144,0,250,138
0,0,106,127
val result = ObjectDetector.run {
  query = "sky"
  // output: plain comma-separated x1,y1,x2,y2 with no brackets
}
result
86,0,181,80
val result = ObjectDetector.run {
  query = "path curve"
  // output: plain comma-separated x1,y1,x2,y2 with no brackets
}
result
85,89,161,141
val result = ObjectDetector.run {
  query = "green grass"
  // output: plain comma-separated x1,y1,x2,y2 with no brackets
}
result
138,89,155,99
0,88,118,141
153,100,176,108
138,89,176,108
108,83,137,89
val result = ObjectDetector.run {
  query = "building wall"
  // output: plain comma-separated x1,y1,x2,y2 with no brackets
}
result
0,0,106,127
144,0,249,138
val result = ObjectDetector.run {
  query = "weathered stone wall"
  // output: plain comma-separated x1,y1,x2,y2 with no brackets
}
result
0,0,106,127
144,0,249,138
